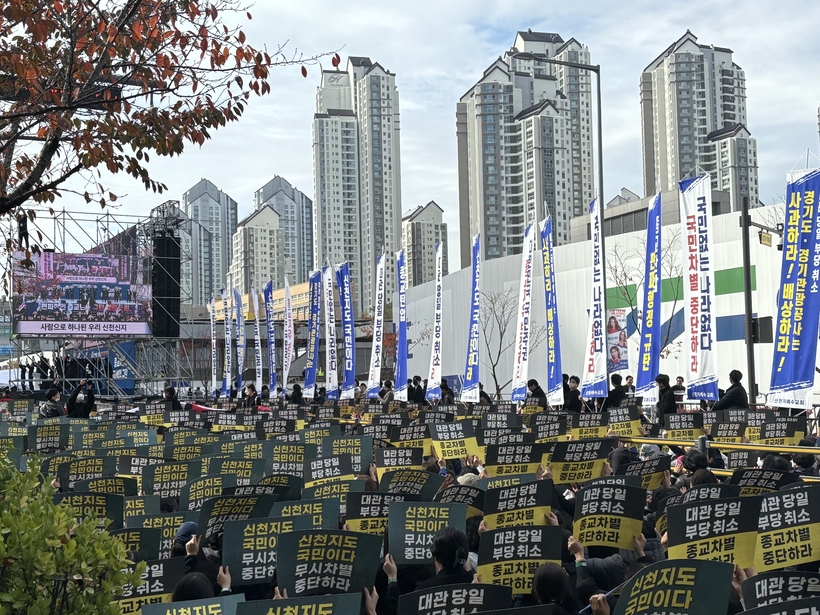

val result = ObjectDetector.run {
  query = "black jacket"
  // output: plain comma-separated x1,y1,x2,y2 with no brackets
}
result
564,389,582,413
67,385,94,418
386,566,473,615
655,387,676,426
711,382,748,412
39,399,64,419
602,385,626,412
528,386,547,407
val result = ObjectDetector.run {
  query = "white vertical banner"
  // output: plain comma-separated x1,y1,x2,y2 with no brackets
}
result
220,288,232,396
425,242,444,401
251,288,263,393
367,255,386,398
209,297,218,395
580,198,608,399
282,276,294,396
322,266,339,399
510,224,536,401
679,175,719,400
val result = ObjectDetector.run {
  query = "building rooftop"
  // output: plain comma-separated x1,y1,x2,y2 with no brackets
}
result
402,201,443,222
706,122,751,141
516,30,564,44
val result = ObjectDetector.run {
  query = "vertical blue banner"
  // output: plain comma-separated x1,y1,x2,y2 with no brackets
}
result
234,289,245,390
335,262,357,400
770,169,820,408
636,193,662,401
220,288,231,397
461,234,481,402
541,217,564,406
263,281,277,392
303,270,322,399
394,250,409,401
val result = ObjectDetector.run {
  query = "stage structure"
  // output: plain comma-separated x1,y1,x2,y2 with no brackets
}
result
4,202,206,397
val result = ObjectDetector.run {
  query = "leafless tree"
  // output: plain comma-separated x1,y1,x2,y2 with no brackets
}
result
480,289,546,400
660,226,683,356
606,240,644,332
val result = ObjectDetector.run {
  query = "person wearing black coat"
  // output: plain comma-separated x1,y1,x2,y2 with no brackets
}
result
602,374,626,412
654,374,676,427
288,384,304,405
67,380,95,418
527,379,547,408
564,376,582,412
711,370,748,412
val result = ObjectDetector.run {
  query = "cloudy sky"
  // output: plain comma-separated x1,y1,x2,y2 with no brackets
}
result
88,0,820,268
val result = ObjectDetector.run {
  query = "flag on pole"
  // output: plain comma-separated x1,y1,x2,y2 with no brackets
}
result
636,193,662,403
209,297,218,397
367,255,386,399
234,289,245,391
282,276,294,398
510,225,536,401
540,217,564,407
304,271,322,399
251,289,263,393
220,289,232,397
394,250,409,401
461,234,481,403
580,198,608,399
263,281,277,393
323,266,339,400
335,263,356,400
425,242,444,401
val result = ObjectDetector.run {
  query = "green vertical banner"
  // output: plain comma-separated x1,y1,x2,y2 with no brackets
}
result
613,560,733,615
275,529,382,596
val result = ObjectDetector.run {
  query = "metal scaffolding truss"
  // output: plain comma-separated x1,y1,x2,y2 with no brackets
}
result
6,204,207,397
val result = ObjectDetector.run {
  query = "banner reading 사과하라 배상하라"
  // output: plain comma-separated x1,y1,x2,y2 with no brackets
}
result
462,234,481,403
581,198,607,398
636,192,662,404
335,262,356,400
769,168,820,408
679,175,718,400
540,217,564,407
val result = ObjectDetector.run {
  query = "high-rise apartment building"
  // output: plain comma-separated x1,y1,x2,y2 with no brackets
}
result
180,179,237,304
401,201,449,288
457,30,594,268
640,31,759,210
227,206,285,296
313,56,402,312
254,176,313,284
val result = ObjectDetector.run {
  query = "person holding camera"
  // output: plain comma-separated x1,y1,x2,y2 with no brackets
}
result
67,379,95,418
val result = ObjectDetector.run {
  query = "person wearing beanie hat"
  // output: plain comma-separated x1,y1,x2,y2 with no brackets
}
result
39,387,64,419
174,521,199,546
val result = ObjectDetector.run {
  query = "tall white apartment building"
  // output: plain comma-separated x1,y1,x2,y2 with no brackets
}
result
457,30,594,268
254,176,313,284
313,56,402,312
180,179,238,304
640,31,759,210
227,206,285,296
401,201,449,288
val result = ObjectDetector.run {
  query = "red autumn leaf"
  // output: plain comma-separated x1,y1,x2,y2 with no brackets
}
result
301,65,307,78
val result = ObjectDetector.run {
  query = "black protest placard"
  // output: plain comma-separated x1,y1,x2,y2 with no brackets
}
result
418,410,456,425
483,480,553,529
162,443,214,461
322,435,373,475
434,485,485,518
710,421,747,443
667,496,761,568
300,424,341,446
141,594,245,615
110,527,162,560
116,455,170,477
380,468,445,500
534,420,568,442
222,515,315,585
179,474,239,511
124,495,161,519
738,598,820,615
429,421,481,460
484,443,550,477
754,484,820,572
346,492,418,535
56,455,117,490
727,468,803,496
142,460,197,498
549,439,615,484
388,501,468,565
75,476,139,496
208,457,267,485
586,475,647,489
573,483,645,550
614,455,671,490
359,422,391,441
398,584,512,615
608,405,643,437
612,559,733,615
477,474,537,491
54,492,125,530
390,423,433,452
235,594,362,615
271,498,340,530
256,417,296,440
481,413,522,430
726,450,759,469
40,452,76,477
476,526,563,593
570,412,609,439
129,511,198,557
28,424,69,452
255,474,304,501
197,494,279,539
265,442,319,477
303,454,357,488
681,483,742,504
664,413,704,439
741,571,820,609
302,479,365,515
114,556,186,613
275,529,382,596
759,421,801,446
376,446,424,480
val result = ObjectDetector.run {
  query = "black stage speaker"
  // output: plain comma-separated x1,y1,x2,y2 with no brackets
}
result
152,234,181,338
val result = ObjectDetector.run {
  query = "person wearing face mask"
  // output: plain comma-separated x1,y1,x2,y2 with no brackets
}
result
564,376,582,413
39,387,65,419
67,379,95,418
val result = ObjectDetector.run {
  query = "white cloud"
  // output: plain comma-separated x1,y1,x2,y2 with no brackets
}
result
71,0,820,275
